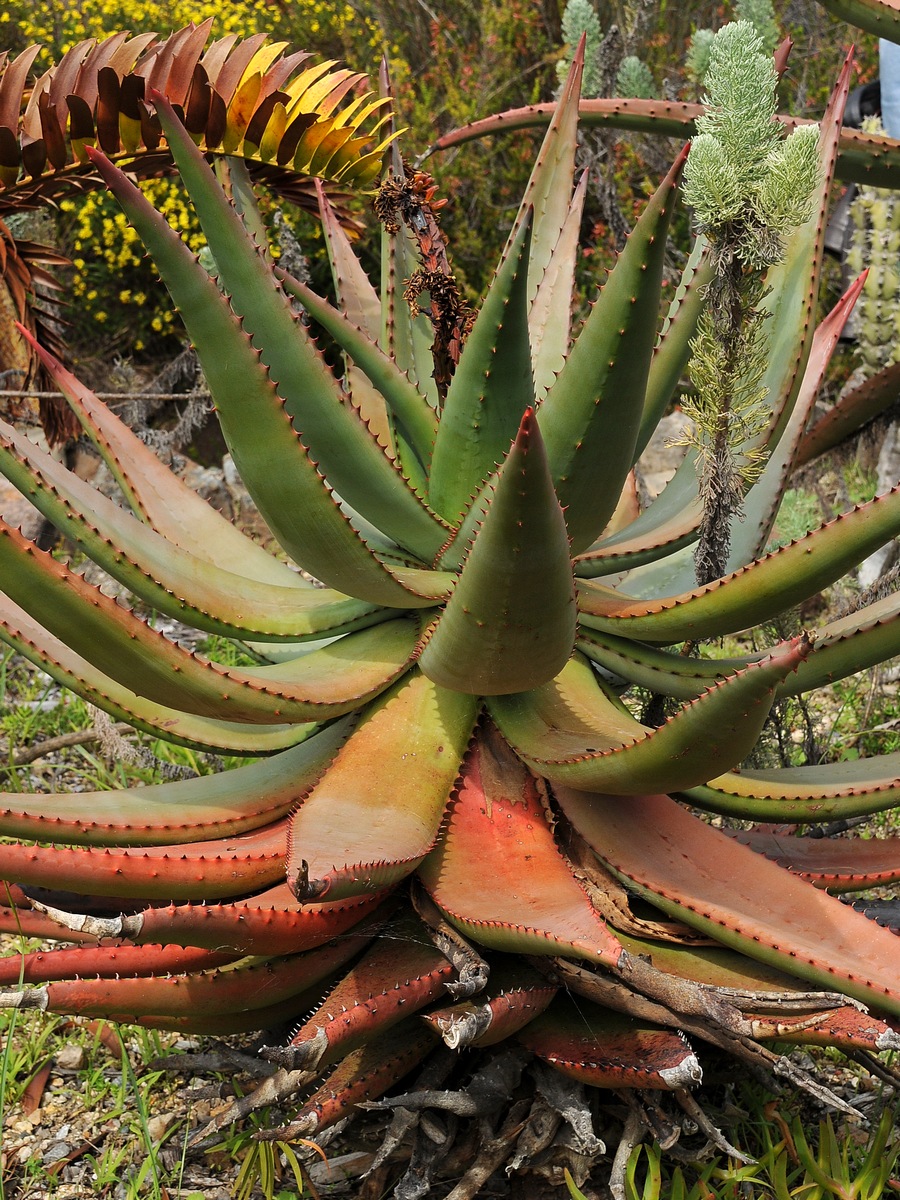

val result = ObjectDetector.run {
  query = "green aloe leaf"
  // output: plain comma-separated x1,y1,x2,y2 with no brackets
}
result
0,592,319,754
558,788,900,1017
685,749,900,822
277,267,437,474
86,147,446,607
21,331,308,589
0,524,416,721
531,170,588,401
428,215,535,522
287,671,476,899
489,639,811,794
579,484,900,644
635,236,712,460
0,416,388,643
580,584,900,703
574,453,702,577
504,37,583,307
418,410,576,694
538,146,687,555
98,101,451,563
816,0,900,40
0,721,349,846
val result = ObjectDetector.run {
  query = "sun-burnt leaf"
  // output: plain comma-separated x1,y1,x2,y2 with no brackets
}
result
418,725,623,966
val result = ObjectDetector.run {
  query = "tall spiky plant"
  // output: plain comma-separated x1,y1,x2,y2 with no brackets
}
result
0,28,900,1200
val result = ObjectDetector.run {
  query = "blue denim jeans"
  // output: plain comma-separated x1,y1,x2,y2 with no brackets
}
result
880,38,900,137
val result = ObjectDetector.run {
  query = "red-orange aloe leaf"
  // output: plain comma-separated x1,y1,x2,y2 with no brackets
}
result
557,788,900,1017
418,409,577,696
43,887,389,956
287,671,477,901
269,914,456,1072
796,360,900,468
728,828,900,894
262,1020,438,1140
0,916,380,1020
489,639,811,795
416,725,623,968
750,1005,900,1053
0,818,289,901
422,961,558,1049
517,996,702,1090
0,942,240,986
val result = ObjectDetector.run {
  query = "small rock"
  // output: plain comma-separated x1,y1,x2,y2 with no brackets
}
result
146,1113,176,1142
42,1142,70,1165
55,1045,86,1070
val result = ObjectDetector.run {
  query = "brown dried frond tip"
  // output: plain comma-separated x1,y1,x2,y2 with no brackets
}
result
374,166,473,399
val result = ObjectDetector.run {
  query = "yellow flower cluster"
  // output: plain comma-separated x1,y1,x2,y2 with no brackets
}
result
60,178,207,351
1,0,380,65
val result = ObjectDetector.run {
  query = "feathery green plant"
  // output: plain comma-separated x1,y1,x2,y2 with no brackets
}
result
681,20,821,582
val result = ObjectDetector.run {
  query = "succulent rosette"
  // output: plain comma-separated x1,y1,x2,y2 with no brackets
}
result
0,25,899,1176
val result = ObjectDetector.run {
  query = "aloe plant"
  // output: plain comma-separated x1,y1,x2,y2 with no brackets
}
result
0,26,900,1196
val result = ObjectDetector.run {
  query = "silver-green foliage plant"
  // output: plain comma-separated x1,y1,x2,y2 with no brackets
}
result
616,54,654,100
557,0,603,95
688,0,779,88
680,20,821,582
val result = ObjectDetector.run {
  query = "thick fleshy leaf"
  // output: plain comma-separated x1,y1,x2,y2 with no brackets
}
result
0,530,416,722
537,146,687,554
558,788,900,1017
0,591,320,754
88,148,451,604
314,178,392,451
517,997,702,1090
574,452,702,576
19,332,306,587
816,0,900,40
96,887,387,955
274,914,455,1070
489,639,811,794
685,751,900,823
147,97,449,561
796,359,900,468
287,670,476,900
579,584,900,704
428,215,535,522
417,725,624,967
503,38,582,307
418,410,576,694
423,962,557,1049
578,484,900,644
276,267,437,473
530,170,588,400
432,95,900,190
0,722,348,847
636,236,712,459
729,828,900,893
0,819,289,900
0,415,389,642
